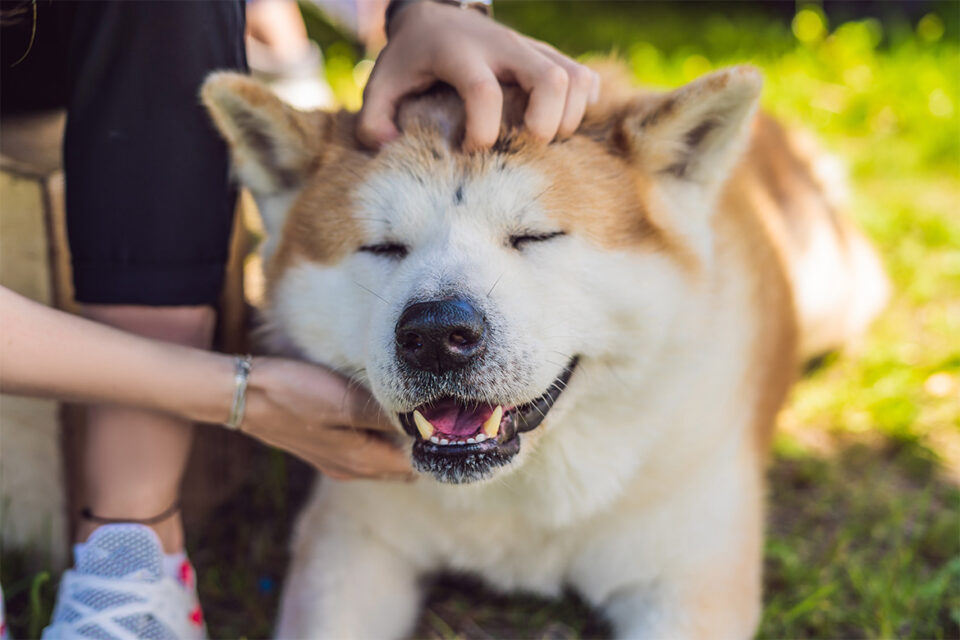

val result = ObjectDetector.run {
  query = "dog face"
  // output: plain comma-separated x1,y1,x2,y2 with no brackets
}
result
203,66,762,484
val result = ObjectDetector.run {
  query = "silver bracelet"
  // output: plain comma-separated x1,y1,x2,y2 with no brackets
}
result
224,355,253,430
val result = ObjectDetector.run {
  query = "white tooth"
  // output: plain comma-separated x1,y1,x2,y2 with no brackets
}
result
483,406,503,438
475,433,487,442
430,436,440,444
466,437,476,444
413,410,435,440
440,438,450,445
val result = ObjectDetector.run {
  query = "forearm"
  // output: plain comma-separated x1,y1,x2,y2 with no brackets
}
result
0,286,234,425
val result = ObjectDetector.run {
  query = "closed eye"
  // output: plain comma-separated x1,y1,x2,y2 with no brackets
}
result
358,243,409,259
509,231,567,250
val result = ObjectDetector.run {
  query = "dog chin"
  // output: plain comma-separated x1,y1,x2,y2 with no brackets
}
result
397,357,578,484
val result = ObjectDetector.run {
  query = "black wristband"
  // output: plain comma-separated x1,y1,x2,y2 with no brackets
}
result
81,500,181,526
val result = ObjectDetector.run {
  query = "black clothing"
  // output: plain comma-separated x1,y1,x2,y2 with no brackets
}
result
1,1,247,305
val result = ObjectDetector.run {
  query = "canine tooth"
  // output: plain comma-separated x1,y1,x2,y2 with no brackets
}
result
466,437,476,444
430,436,440,444
475,433,487,442
483,406,503,438
413,410,434,440
440,438,450,445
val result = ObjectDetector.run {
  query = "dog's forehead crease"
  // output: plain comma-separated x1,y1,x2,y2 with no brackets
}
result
356,153,552,233
335,123,660,260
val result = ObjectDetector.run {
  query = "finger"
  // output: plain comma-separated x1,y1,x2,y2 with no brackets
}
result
279,429,411,479
343,383,394,432
254,433,357,480
495,42,568,142
321,466,414,483
320,466,354,481
434,53,504,151
349,436,414,476
528,41,595,138
382,472,417,483
321,458,397,481
357,52,407,149
327,430,414,477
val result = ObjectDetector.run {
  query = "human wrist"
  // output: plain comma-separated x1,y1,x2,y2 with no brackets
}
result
172,349,237,426
385,0,492,37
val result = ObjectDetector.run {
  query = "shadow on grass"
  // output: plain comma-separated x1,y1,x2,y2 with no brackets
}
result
761,436,959,639
3,433,957,639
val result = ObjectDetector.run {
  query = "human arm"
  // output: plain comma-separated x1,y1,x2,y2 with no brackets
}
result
0,286,411,480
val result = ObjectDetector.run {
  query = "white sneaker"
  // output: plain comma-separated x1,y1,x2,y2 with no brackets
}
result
42,524,205,640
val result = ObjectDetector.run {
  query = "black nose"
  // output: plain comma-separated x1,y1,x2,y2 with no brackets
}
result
395,298,486,374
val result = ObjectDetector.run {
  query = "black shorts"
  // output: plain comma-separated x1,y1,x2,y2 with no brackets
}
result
1,0,247,306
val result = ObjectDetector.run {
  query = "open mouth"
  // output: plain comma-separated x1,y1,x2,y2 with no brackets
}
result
398,357,578,482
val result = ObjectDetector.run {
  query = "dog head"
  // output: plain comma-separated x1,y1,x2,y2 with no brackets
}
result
203,64,762,484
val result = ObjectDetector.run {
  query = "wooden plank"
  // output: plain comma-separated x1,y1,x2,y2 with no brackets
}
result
0,169,68,569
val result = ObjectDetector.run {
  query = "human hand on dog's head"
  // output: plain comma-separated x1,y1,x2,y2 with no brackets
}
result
241,357,414,482
357,0,600,152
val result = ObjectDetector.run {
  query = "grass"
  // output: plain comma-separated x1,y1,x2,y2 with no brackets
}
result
3,2,958,638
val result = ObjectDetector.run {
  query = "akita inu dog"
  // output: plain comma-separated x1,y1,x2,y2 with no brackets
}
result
202,63,887,639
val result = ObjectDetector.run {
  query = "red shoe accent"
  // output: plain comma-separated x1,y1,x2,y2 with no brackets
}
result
178,560,194,588
189,606,204,627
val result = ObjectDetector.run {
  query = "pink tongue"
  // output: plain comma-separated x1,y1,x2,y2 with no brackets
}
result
420,399,495,437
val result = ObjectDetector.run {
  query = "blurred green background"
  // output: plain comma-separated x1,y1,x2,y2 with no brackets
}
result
4,1,957,638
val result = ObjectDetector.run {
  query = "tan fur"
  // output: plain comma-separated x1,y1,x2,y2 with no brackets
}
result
728,200,799,451
266,142,369,285
202,62,885,639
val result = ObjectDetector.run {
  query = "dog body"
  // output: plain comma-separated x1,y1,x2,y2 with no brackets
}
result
203,63,886,639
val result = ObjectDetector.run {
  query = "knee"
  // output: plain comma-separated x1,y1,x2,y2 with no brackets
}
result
82,304,215,347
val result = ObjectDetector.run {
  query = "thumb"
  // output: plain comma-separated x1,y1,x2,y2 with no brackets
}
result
343,383,393,432
357,67,404,149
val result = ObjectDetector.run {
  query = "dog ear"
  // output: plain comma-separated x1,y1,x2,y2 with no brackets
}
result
201,72,331,196
611,66,762,188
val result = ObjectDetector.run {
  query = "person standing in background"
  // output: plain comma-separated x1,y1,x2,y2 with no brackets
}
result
246,0,337,109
